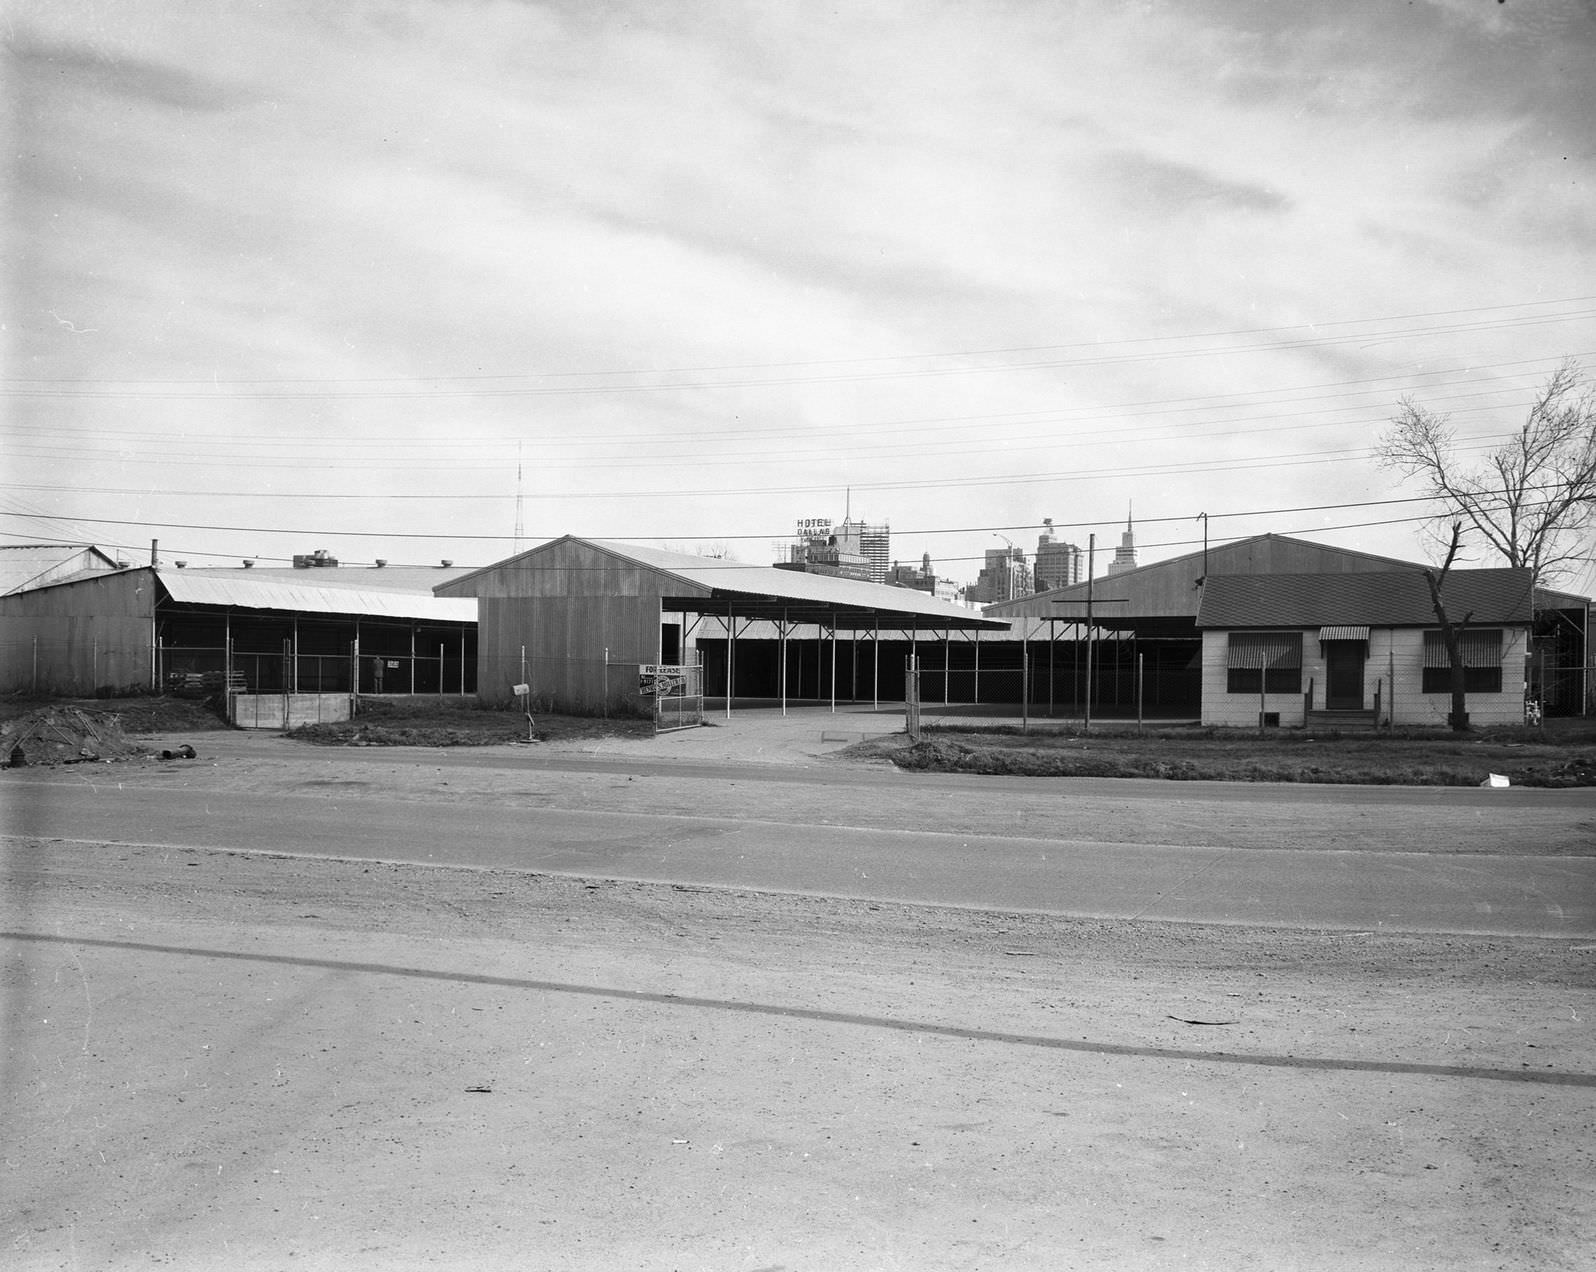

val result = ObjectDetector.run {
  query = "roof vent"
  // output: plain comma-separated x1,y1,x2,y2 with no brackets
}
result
175,560,187,568
440,559,453,567
374,559,387,568
242,559,255,568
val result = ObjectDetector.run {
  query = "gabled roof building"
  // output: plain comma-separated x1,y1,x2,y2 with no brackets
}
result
1195,568,1537,728
435,535,1003,714
0,543,123,596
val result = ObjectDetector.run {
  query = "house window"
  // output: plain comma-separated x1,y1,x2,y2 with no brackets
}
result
1422,629,1503,694
1226,631,1303,695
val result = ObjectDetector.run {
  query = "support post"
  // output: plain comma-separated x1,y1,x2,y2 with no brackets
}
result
1137,652,1144,735
1021,635,1029,734
1085,533,1095,735
830,615,837,713
974,627,981,708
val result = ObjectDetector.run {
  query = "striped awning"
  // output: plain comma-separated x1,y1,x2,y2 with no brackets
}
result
1226,632,1303,669
1318,626,1369,642
1422,628,1503,668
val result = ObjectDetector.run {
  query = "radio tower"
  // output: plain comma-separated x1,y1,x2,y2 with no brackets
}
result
513,443,525,556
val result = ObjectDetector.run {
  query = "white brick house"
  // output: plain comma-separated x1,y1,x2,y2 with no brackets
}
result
1196,569,1535,729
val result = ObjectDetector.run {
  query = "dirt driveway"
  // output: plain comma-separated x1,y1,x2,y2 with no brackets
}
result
3,730,1594,1270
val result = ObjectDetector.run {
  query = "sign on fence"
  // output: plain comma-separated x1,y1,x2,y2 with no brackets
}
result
640,662,703,733
638,664,688,696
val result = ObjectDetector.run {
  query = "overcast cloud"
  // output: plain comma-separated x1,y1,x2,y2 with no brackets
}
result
5,0,1594,586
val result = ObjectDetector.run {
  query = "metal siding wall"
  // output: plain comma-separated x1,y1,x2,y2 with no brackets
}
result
457,541,704,711
473,587,664,711
0,573,156,693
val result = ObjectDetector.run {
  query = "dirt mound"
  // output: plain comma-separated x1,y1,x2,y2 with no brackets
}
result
0,705,149,767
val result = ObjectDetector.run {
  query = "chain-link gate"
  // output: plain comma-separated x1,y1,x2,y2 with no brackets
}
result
640,661,704,733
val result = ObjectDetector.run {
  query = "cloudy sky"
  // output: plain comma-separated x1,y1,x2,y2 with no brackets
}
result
6,0,1594,589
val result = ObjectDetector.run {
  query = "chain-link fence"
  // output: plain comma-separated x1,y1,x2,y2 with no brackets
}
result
640,661,705,733
154,644,475,697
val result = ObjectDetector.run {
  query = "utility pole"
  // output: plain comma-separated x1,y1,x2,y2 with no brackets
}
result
1052,532,1128,734
1086,534,1094,733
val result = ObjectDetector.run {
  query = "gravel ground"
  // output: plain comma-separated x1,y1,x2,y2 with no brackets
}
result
3,728,1594,1271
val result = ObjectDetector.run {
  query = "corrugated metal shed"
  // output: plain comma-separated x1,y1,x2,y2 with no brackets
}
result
986,533,1431,622
439,536,1004,629
0,544,123,596
160,569,476,623
1196,569,1536,630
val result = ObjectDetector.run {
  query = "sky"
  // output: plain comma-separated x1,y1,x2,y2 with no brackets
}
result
5,0,1595,591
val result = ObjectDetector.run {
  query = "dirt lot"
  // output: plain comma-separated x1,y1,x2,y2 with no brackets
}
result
3,730,1594,1270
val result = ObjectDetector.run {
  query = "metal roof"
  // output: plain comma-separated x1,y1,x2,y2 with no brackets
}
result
159,568,477,623
1196,569,1536,630
185,564,476,594
986,533,1434,621
0,544,122,596
441,536,1006,630
589,538,1007,629
1317,626,1370,641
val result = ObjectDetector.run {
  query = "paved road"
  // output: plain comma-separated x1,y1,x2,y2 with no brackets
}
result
6,773,1593,938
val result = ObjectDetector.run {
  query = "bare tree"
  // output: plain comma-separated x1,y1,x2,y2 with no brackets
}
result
1423,522,1475,733
1378,360,1596,583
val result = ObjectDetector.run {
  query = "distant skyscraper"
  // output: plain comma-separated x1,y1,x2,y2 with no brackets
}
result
1105,509,1138,576
1034,518,1083,591
779,514,889,583
836,518,890,584
974,545,1030,603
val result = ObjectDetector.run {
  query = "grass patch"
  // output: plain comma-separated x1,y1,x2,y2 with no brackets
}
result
288,696,655,747
850,721,1596,787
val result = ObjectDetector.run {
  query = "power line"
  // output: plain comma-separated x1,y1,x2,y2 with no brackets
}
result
6,311,1592,401
8,295,1592,388
5,352,1579,454
0,487,1574,549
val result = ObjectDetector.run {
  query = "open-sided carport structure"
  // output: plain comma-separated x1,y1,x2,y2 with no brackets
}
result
0,562,476,714
434,536,1006,716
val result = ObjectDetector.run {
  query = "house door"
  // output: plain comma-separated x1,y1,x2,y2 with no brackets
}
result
1325,642,1366,710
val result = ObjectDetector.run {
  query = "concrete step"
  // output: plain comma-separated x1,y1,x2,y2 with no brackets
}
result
1305,709,1379,731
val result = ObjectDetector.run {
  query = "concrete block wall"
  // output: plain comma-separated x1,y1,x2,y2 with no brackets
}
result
1201,629,1528,728
1384,627,1527,728
1200,631,1309,728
